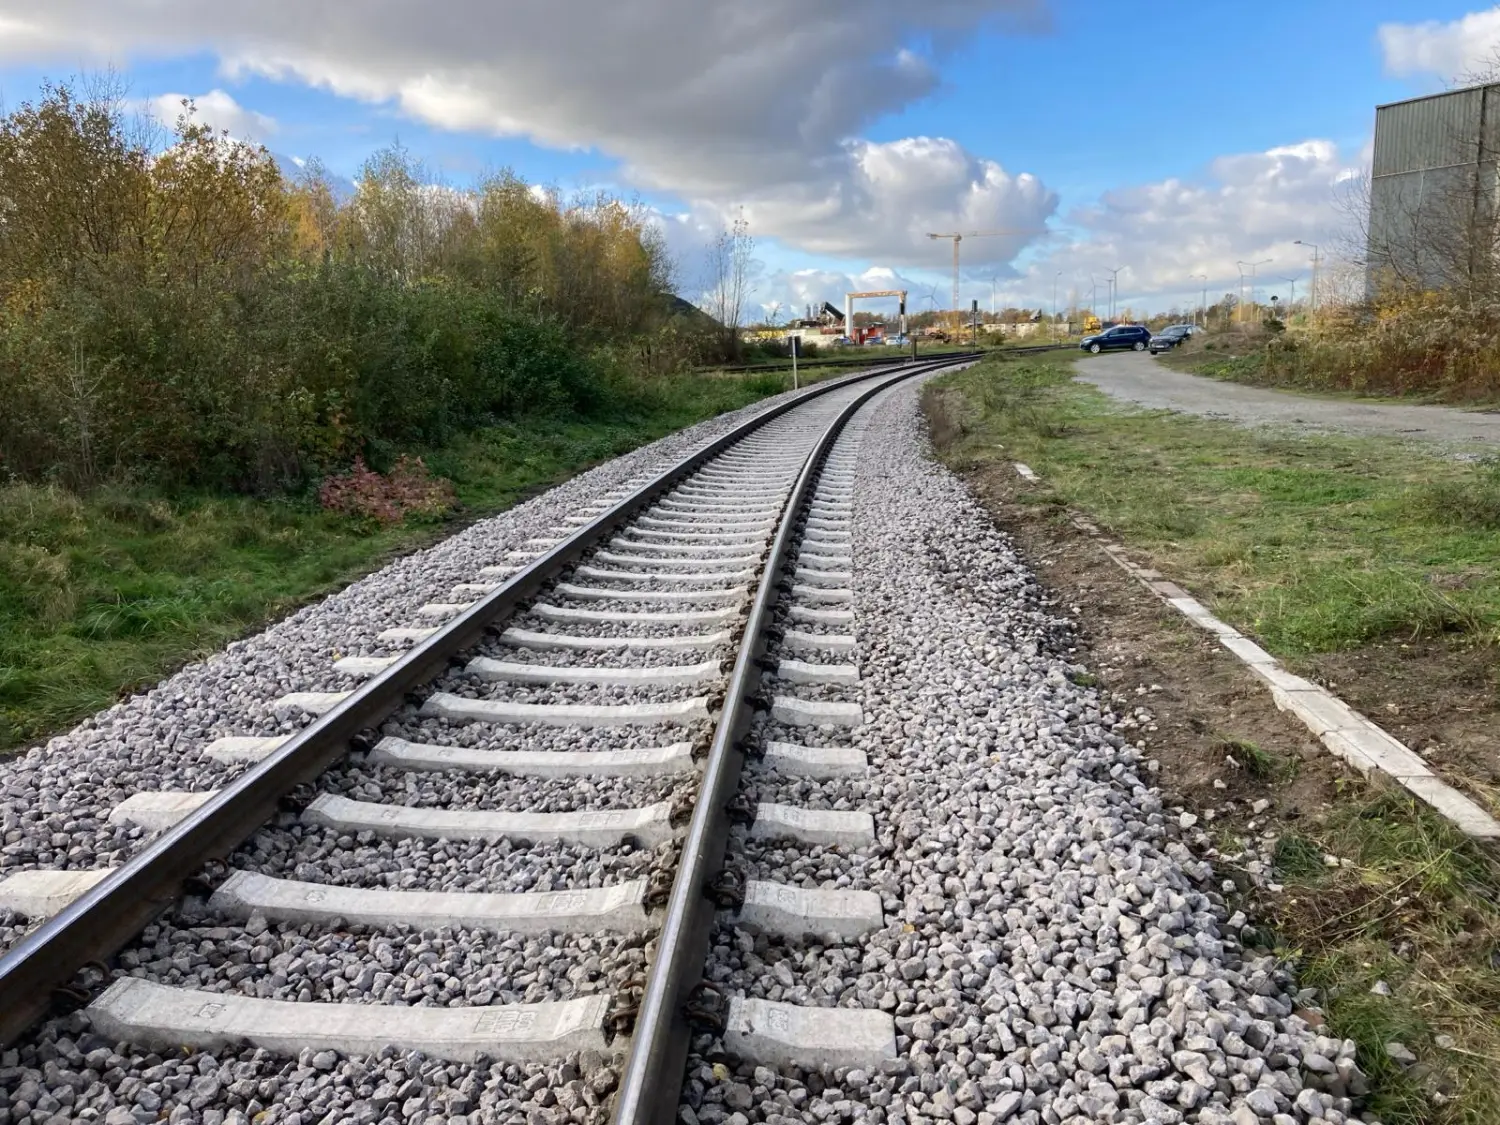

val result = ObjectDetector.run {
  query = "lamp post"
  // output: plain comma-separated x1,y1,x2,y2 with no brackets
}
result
1107,266,1124,320
1190,274,1208,327
1235,259,1271,324
1246,258,1271,318
1280,276,1298,313
1052,270,1062,341
1294,240,1321,311
990,275,998,318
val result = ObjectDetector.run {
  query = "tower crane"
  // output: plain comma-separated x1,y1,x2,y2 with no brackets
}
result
925,229,1035,320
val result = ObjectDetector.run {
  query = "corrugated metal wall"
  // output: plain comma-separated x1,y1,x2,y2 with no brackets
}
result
1369,85,1500,292
1373,88,1486,176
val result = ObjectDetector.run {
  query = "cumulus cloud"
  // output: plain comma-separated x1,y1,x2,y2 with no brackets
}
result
756,266,931,319
993,138,1363,311
1379,6,1500,82
141,88,278,141
0,0,1055,263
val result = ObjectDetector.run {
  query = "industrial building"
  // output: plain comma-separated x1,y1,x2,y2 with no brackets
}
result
1368,83,1500,293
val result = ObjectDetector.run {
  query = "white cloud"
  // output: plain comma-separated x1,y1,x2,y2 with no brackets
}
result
757,266,930,319
990,138,1362,313
0,0,1055,264
1379,7,1500,82
142,88,277,141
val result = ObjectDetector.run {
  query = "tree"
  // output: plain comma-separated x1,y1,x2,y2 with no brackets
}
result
703,214,755,359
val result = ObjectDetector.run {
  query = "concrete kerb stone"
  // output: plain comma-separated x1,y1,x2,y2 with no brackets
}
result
1032,469,1500,840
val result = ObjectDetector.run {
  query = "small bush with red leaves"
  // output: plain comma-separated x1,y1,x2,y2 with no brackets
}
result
317,456,456,525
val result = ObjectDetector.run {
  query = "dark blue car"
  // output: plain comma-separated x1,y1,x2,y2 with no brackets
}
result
1079,325,1150,354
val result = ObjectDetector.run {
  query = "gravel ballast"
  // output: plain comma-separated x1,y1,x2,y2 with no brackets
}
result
0,381,837,903
0,365,1371,1124
685,375,1370,1125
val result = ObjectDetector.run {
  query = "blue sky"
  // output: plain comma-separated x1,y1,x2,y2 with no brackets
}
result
0,0,1486,315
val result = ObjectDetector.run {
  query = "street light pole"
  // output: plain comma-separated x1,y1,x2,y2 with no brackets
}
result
1294,240,1321,311
1247,258,1271,319
1052,270,1061,342
1280,276,1298,313
1234,261,1250,325
1107,266,1124,320
1190,274,1208,327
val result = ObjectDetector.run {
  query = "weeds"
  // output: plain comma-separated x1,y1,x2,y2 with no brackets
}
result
1219,735,1297,780
318,456,456,525
1266,787,1500,1125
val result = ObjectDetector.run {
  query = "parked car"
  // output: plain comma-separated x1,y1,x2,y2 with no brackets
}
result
1078,324,1151,354
1148,324,1193,353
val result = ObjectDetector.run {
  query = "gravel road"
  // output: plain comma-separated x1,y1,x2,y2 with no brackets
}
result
1075,352,1500,450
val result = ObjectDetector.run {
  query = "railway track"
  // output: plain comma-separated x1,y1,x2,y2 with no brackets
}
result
0,351,1377,1125
0,356,970,1124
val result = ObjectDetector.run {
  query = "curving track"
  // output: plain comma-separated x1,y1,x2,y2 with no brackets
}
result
0,356,1375,1125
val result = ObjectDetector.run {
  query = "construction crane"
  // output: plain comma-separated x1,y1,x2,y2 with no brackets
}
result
926,229,1034,318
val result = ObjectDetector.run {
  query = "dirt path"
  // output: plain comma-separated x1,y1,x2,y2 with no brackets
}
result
1076,351,1500,450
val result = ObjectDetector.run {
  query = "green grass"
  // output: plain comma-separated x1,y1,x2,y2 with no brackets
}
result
1269,789,1500,1125
923,352,1500,656
0,372,786,754
1218,735,1297,781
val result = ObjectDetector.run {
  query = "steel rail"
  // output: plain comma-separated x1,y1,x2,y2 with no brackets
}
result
0,356,961,1049
610,354,975,1124
701,343,1061,375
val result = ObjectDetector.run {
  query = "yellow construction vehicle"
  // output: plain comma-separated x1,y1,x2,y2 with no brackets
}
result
1082,314,1102,334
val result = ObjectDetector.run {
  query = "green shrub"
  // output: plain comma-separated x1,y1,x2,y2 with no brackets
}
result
0,80,694,494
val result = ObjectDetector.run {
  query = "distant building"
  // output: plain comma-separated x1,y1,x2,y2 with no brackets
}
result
1368,83,1500,293
788,302,845,333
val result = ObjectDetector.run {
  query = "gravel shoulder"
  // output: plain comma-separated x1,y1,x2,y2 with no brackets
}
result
1076,353,1500,450
929,394,1500,1125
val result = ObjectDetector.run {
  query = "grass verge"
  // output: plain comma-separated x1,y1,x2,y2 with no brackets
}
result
922,351,1500,657
923,351,1500,1124
0,372,788,754
1260,785,1500,1125
1157,332,1500,409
